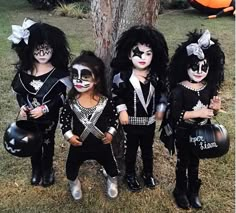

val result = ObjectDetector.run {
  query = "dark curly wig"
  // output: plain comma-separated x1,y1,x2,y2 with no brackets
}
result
11,19,71,72
111,25,169,89
168,29,225,93
68,50,107,100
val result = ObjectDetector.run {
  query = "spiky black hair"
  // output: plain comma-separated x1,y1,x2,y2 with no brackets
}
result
168,29,225,93
111,25,169,87
11,20,71,72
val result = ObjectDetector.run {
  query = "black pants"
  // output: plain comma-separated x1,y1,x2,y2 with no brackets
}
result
66,144,119,181
124,123,155,175
31,120,57,170
175,128,200,186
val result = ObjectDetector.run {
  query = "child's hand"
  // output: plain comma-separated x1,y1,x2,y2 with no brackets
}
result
29,106,44,119
19,105,30,118
102,132,113,144
119,111,129,125
209,96,221,111
68,135,82,146
198,108,214,119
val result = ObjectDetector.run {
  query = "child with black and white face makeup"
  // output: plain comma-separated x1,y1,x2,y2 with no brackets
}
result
187,58,209,83
8,18,71,187
167,29,225,210
33,43,53,64
111,25,169,192
71,64,95,93
129,43,153,72
60,51,119,200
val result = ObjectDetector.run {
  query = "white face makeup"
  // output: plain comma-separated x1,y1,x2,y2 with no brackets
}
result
130,43,153,70
72,64,95,93
187,59,209,83
33,43,53,64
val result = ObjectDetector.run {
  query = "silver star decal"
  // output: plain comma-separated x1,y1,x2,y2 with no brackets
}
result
30,79,43,91
113,73,124,87
44,139,50,145
192,100,207,111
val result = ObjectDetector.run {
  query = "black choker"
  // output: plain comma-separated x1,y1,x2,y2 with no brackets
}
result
189,79,199,84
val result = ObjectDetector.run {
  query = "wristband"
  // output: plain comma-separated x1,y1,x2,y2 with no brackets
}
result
116,104,127,113
107,127,117,136
41,105,49,114
64,130,74,141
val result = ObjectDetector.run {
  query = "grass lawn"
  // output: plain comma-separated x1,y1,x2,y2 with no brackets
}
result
0,1,234,212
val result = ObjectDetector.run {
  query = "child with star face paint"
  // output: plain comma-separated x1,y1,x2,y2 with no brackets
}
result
166,29,225,209
111,25,169,192
60,51,119,200
9,18,71,187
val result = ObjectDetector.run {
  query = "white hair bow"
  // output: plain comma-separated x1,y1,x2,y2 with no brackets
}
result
8,18,36,44
186,29,215,60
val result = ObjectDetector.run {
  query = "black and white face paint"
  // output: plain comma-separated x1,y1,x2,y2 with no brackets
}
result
33,43,53,64
187,59,209,83
72,64,95,93
129,43,153,70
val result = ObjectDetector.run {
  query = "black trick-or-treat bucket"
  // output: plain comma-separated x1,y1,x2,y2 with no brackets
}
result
3,120,43,157
189,124,230,159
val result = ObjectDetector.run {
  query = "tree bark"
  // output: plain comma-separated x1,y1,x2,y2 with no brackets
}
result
91,0,160,91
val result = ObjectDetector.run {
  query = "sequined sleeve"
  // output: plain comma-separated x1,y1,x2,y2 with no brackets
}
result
60,100,73,140
106,98,119,136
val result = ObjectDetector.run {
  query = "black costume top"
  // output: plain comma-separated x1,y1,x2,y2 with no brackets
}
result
170,82,214,129
11,68,71,121
60,96,119,152
112,70,165,126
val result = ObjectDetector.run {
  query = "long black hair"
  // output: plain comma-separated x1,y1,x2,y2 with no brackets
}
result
168,29,225,93
68,50,107,100
111,25,169,90
11,19,71,72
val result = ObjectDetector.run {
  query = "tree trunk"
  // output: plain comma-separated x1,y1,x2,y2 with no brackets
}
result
91,0,160,91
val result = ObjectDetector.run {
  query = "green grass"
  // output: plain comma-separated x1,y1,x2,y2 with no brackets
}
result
0,1,235,212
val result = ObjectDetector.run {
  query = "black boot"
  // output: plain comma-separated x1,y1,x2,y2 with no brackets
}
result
142,172,157,189
30,157,42,185
188,179,202,209
42,167,55,187
124,173,142,192
142,156,157,189
42,157,55,187
173,181,190,210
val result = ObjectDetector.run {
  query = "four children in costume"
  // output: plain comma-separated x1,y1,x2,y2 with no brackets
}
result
8,18,226,209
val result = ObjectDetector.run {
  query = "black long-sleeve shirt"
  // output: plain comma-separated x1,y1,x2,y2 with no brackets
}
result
170,83,214,128
112,70,164,118
60,96,119,152
11,68,70,121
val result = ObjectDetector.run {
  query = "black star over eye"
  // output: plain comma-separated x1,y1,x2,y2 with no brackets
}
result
132,46,144,58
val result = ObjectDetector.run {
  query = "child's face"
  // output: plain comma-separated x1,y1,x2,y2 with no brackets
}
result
33,43,53,64
71,64,95,93
187,59,209,83
129,43,153,70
